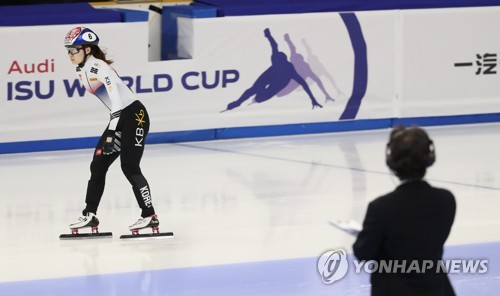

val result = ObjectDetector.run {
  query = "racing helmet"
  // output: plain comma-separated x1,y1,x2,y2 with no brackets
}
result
64,27,99,48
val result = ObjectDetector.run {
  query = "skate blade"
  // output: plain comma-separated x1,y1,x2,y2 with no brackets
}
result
120,232,174,240
59,232,113,240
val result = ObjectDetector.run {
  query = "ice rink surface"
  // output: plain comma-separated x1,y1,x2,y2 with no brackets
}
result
1,123,499,295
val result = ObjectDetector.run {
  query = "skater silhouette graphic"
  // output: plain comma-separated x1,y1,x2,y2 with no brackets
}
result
276,34,338,103
301,38,345,100
224,28,322,111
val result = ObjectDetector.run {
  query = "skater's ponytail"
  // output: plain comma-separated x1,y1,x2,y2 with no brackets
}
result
88,44,113,65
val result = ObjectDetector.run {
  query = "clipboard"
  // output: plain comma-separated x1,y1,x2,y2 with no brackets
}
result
329,220,362,236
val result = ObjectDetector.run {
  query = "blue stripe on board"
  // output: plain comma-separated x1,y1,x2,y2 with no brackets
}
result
0,242,498,296
339,13,368,120
1,113,500,154
393,113,500,126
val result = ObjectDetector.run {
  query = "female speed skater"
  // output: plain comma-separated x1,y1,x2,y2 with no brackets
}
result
64,27,159,235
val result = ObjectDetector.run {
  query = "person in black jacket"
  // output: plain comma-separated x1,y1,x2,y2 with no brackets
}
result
353,126,456,296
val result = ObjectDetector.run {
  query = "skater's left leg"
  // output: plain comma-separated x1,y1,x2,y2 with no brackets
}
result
85,130,120,215
69,132,119,231
120,101,155,218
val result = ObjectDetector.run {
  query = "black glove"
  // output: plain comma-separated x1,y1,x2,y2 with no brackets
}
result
102,130,115,155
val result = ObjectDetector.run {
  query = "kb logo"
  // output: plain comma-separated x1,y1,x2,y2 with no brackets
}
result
317,249,349,284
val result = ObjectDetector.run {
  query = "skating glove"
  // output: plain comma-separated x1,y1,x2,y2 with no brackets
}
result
102,130,115,155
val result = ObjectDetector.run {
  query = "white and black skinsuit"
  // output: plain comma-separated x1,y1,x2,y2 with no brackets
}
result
75,55,155,218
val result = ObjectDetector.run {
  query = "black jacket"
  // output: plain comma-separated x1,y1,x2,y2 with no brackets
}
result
353,180,456,296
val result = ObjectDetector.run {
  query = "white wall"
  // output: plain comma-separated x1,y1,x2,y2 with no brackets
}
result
399,7,500,116
1,7,499,147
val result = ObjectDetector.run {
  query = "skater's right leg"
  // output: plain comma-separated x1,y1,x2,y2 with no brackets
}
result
119,103,155,218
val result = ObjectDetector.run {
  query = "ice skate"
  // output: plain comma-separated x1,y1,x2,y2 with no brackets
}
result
120,215,173,239
60,212,112,240
69,212,100,234
129,214,160,235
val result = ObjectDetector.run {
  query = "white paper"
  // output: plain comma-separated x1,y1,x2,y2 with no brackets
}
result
329,220,362,236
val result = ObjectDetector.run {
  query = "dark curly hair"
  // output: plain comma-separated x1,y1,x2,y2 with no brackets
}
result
386,125,435,180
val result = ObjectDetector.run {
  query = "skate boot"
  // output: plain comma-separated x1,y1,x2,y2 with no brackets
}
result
129,214,160,235
69,212,100,235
